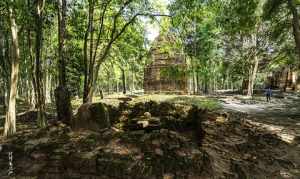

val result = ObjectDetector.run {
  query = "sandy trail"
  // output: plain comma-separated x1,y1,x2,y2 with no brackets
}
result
220,94,300,144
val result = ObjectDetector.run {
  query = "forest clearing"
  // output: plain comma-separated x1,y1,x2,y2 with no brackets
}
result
1,0,300,178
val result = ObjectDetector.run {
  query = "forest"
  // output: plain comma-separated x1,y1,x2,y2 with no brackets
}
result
0,0,300,178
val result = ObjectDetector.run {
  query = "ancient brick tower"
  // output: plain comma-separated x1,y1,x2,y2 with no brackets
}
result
144,34,188,94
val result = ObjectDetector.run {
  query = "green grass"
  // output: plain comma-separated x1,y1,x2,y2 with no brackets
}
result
71,95,123,109
72,94,222,110
166,96,221,110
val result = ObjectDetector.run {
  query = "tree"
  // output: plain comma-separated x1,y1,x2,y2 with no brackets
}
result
170,0,223,94
218,0,265,96
114,24,146,94
82,0,142,102
263,0,300,65
34,0,47,127
82,0,170,102
54,0,73,124
4,0,20,137
0,12,10,111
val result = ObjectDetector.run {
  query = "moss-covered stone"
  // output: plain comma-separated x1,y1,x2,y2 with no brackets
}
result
72,103,110,131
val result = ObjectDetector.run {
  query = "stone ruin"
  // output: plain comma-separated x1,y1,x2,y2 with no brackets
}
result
266,67,300,91
144,34,188,94
2,101,298,178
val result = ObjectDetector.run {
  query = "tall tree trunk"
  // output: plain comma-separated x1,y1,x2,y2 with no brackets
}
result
26,0,36,107
247,68,253,96
45,71,51,103
0,24,8,109
292,71,298,90
83,28,89,102
0,28,10,111
193,68,197,94
88,0,95,95
27,29,37,109
116,81,119,93
99,89,104,99
107,71,111,95
121,68,126,94
288,0,300,63
204,78,209,94
283,67,290,92
247,31,259,97
213,76,217,92
55,0,73,124
197,73,201,94
4,2,20,137
35,0,47,128
83,0,95,103
247,55,259,96
30,84,36,109
226,70,230,89
131,70,135,92
188,75,193,94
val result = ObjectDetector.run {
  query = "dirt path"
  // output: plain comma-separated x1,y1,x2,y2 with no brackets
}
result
220,94,300,144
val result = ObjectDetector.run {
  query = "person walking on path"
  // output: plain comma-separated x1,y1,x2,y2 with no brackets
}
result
265,87,272,102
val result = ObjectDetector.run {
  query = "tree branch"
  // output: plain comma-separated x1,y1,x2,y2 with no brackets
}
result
92,0,112,65
91,11,172,91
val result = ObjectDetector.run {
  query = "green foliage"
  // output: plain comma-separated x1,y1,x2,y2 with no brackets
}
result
170,0,227,91
168,0,299,93
0,0,299,108
263,0,285,20
262,0,298,69
218,0,260,35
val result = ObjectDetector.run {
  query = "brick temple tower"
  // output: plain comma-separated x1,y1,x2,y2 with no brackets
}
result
144,34,188,94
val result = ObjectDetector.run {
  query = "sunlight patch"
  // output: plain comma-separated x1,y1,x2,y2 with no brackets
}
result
245,119,296,144
278,133,296,144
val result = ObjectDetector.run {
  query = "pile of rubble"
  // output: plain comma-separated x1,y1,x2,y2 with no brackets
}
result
0,101,299,178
